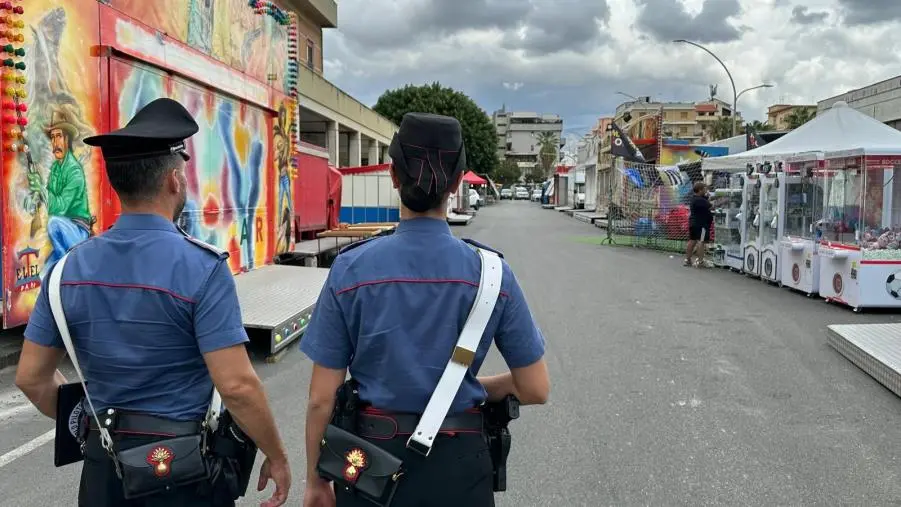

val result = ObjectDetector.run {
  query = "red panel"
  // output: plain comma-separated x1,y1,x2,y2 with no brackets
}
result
327,165,343,230
294,151,330,233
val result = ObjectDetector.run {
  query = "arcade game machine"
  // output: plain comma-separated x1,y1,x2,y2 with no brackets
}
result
758,162,785,283
710,172,744,271
742,164,763,277
780,154,826,296
818,149,901,311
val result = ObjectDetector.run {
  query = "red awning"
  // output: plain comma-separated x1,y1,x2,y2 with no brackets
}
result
462,170,487,185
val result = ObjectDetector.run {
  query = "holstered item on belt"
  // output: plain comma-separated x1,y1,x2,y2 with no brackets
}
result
318,380,403,507
482,395,520,492
207,410,258,499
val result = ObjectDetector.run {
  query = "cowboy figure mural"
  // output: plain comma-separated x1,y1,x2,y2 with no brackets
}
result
28,107,94,278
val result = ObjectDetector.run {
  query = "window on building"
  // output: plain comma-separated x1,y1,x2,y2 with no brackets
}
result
680,111,688,120
679,126,688,134
307,41,315,68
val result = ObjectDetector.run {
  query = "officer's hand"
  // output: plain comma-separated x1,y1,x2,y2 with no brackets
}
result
303,476,335,507
257,456,291,507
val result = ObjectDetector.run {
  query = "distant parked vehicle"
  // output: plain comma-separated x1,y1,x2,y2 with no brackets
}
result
514,187,529,200
468,188,484,210
500,188,513,200
531,188,542,201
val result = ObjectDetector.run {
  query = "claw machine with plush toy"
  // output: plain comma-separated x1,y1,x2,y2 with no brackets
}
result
779,153,826,296
758,161,786,283
818,149,901,311
710,172,745,271
741,165,763,277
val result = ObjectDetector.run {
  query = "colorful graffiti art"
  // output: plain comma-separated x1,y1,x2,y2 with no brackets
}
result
4,0,293,327
111,60,273,274
4,1,104,326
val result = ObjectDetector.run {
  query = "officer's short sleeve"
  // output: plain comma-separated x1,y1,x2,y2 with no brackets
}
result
300,268,353,369
193,261,249,354
494,265,546,369
23,266,63,349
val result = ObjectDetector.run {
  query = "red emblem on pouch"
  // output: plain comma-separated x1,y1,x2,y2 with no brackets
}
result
342,448,368,484
146,446,174,477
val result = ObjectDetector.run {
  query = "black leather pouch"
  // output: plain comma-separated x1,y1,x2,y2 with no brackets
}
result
317,424,403,507
116,434,210,500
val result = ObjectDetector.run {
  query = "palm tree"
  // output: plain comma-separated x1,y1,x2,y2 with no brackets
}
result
535,132,558,178
742,120,773,134
704,117,733,141
786,108,816,129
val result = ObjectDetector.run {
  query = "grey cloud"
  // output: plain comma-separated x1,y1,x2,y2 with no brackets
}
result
501,0,610,55
634,0,743,43
335,0,607,56
790,5,828,25
839,0,901,25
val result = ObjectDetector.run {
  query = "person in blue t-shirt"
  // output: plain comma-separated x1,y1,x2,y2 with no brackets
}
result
300,112,550,507
14,98,290,507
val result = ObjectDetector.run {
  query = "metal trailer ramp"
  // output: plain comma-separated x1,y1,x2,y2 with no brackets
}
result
235,265,330,355
827,323,901,397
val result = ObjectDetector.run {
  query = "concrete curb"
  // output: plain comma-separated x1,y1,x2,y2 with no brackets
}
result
0,343,21,370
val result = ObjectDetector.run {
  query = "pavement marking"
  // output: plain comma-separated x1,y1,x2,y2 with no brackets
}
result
0,429,55,469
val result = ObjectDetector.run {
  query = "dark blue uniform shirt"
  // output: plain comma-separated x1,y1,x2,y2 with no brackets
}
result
300,217,546,414
24,213,249,421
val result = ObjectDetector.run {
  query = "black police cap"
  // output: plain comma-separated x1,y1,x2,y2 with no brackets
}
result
388,112,467,195
84,98,199,162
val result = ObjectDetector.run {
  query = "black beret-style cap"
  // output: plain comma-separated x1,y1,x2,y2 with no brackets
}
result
388,112,467,195
84,98,199,162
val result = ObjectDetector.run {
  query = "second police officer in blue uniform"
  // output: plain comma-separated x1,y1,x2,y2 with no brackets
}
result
14,98,291,507
300,112,551,507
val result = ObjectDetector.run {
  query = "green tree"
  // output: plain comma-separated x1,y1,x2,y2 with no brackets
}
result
493,158,521,187
373,83,498,176
704,116,734,141
742,120,773,134
786,108,816,129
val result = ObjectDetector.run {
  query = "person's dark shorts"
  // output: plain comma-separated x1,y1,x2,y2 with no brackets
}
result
689,223,711,242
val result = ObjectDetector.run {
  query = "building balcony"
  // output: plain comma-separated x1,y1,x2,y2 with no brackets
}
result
298,64,397,142
283,0,338,28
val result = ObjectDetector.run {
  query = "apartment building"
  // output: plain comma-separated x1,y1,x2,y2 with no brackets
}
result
493,108,565,177
612,97,741,143
817,75,901,130
289,0,397,166
767,104,818,130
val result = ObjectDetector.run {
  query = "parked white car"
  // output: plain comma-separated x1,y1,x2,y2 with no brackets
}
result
531,189,542,201
514,187,529,200
468,188,484,210
500,188,513,200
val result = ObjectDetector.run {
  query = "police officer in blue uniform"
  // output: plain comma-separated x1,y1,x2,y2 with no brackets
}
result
14,98,291,507
300,112,551,507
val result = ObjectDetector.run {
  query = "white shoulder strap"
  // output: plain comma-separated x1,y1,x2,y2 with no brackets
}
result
48,252,116,452
406,247,503,455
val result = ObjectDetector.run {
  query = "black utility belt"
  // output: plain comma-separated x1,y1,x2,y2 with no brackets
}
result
356,410,484,439
88,411,203,437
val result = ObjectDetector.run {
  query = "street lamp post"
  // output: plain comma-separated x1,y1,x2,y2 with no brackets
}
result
673,39,738,136
735,84,774,132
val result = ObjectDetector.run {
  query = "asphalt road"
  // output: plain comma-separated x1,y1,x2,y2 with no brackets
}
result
2,201,901,506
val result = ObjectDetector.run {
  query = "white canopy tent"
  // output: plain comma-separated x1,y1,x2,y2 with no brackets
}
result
702,101,901,171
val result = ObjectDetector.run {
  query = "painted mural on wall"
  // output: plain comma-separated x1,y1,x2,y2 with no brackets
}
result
2,0,293,327
110,0,293,95
4,2,104,326
111,60,273,275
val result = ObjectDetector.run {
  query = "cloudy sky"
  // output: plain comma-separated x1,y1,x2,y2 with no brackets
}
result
323,0,901,144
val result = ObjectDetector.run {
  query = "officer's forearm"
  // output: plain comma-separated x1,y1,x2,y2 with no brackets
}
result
305,398,333,482
17,369,66,419
220,382,288,463
479,373,517,402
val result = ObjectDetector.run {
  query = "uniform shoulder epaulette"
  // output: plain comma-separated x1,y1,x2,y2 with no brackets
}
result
178,226,229,260
462,238,504,259
338,236,379,255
